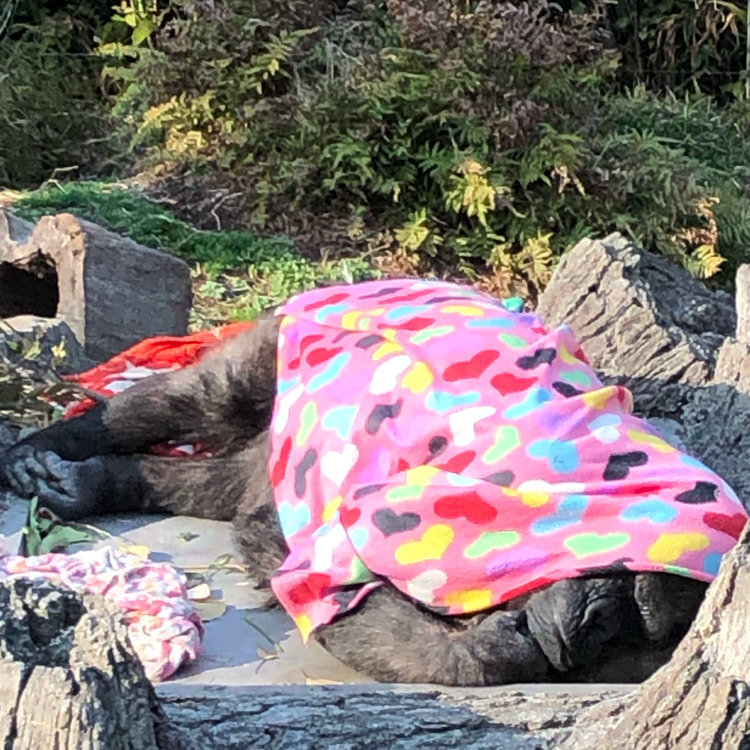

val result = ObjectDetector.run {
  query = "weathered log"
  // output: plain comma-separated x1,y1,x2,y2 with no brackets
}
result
561,522,750,749
0,211,192,361
536,232,735,418
154,683,621,749
0,578,181,750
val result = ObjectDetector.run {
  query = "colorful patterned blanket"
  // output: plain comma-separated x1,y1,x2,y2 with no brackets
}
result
268,279,746,641
25,279,747,648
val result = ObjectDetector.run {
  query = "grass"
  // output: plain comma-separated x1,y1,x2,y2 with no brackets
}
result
13,181,380,327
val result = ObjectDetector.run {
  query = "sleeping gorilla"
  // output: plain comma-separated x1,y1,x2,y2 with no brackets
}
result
0,281,716,686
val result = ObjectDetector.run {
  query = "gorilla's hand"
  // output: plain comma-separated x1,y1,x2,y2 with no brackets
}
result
2,443,109,520
524,576,635,673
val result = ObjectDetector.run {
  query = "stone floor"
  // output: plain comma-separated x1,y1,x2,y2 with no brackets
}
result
0,494,633,697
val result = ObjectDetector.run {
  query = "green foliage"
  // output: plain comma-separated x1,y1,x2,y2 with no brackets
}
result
8,0,750,296
0,10,112,188
14,181,378,324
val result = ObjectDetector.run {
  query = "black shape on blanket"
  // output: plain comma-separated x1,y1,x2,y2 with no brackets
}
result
0,304,708,687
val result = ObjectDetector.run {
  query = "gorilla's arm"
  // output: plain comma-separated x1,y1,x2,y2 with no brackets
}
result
6,311,281,463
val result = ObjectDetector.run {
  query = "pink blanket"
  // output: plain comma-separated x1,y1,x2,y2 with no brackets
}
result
268,279,746,641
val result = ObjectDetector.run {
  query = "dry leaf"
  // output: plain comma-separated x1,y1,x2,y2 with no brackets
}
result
187,582,212,601
193,598,227,621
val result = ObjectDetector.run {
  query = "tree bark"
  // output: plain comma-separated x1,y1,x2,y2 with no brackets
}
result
0,578,181,750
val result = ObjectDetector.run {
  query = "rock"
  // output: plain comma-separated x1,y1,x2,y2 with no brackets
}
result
537,232,735,418
0,578,182,750
0,314,90,372
0,211,192,362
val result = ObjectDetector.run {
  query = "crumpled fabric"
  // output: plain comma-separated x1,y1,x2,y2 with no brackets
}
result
266,279,747,641
0,546,204,681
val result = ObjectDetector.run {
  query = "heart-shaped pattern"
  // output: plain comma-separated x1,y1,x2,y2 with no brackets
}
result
405,569,448,603
448,405,496,447
296,401,318,446
273,382,305,435
425,390,480,414
603,451,648,481
313,524,347,569
278,500,312,538
443,588,492,612
437,450,477,474
564,532,630,558
395,524,455,565
675,481,718,505
321,443,359,485
502,387,553,419
703,512,746,539
516,347,556,370
409,325,454,344
287,572,332,605
294,448,318,498
435,491,498,525
482,425,520,463
620,499,677,525
647,532,710,564
588,414,621,444
626,429,674,454
372,508,422,537
339,505,361,527
306,346,344,367
464,530,520,559
321,405,359,440
365,399,403,435
443,350,499,381
271,436,293,487
527,438,580,474
308,352,351,392
369,354,413,395
402,361,433,394
531,494,589,535
490,372,537,396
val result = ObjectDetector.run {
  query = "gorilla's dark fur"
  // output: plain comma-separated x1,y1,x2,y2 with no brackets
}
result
1,308,707,685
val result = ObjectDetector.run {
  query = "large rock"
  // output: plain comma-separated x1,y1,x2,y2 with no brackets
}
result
0,578,181,750
0,211,192,362
537,232,735,418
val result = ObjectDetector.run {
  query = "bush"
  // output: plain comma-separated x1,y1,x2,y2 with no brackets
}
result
0,6,113,188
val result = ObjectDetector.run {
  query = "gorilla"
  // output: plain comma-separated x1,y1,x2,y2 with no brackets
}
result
2,278,724,686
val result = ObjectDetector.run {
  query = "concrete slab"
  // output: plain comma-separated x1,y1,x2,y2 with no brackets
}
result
0,494,634,696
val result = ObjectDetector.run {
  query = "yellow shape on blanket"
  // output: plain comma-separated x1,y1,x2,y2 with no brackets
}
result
373,341,402,360
559,345,579,364
294,613,314,643
444,588,493,613
341,311,363,329
647,533,710,564
582,387,615,410
402,362,434,394
441,305,484,317
520,491,550,508
406,465,440,485
627,429,675,453
323,495,343,523
395,524,455,565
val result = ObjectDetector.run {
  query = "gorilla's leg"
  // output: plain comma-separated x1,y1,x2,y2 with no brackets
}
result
314,589,550,686
3,312,281,464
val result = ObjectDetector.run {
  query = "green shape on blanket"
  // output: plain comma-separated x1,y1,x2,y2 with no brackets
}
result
464,531,521,559
296,401,319,446
482,425,521,463
564,532,630,558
